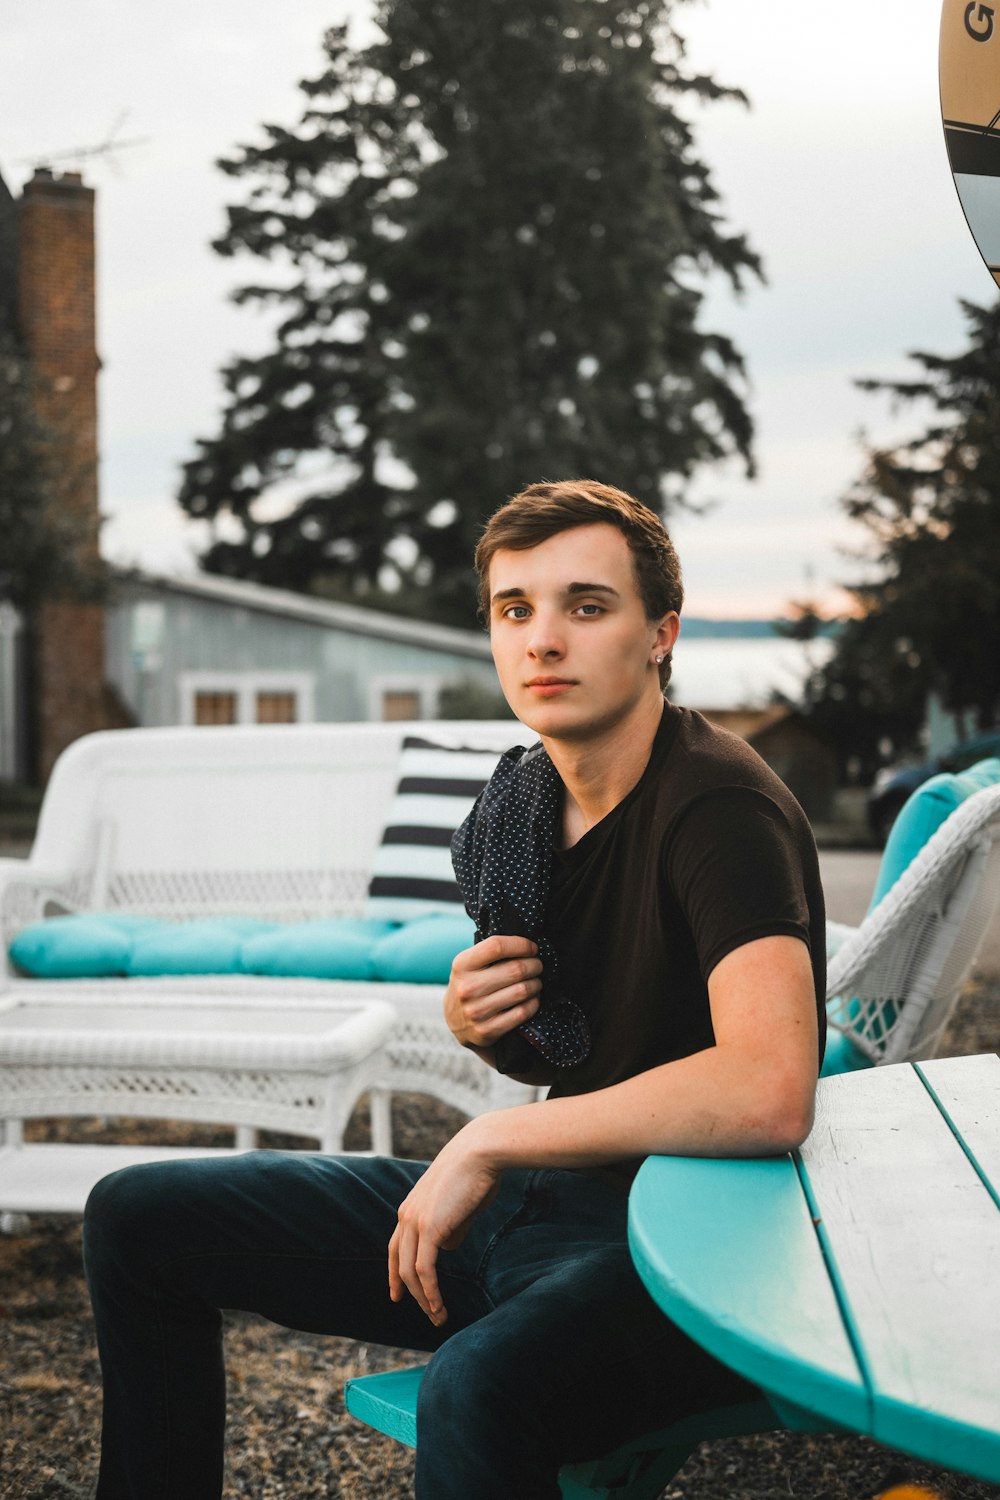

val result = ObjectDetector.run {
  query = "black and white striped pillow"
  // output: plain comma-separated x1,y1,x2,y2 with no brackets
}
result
366,736,508,922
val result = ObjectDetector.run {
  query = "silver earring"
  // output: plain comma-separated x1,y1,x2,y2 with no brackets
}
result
655,655,663,664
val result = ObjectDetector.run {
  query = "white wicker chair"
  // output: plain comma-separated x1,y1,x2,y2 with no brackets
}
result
825,781,1000,1066
0,721,539,1160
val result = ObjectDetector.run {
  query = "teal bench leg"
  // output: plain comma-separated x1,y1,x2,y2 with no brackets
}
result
345,1365,788,1500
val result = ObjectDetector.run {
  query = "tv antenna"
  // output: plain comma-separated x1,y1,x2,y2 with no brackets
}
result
18,111,149,177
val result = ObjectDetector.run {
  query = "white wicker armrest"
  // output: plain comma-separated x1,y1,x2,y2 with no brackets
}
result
826,826,988,998
0,862,84,984
825,784,1000,1065
825,920,859,961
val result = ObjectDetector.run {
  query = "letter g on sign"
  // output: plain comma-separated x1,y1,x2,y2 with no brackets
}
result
965,2,996,40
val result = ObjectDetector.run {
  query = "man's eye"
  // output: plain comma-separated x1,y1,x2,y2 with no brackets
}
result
504,605,530,620
576,603,603,616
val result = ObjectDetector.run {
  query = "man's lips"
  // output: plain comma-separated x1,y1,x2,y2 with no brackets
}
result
525,678,577,695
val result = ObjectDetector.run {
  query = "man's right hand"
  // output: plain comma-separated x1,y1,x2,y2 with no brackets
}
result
443,935,543,1055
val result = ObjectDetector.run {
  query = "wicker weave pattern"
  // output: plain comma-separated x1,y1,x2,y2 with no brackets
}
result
102,866,371,922
1,1064,337,1133
0,974,533,1124
0,864,371,940
825,783,1000,1063
0,991,396,1163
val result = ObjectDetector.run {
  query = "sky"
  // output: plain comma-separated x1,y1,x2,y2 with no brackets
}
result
2,0,995,619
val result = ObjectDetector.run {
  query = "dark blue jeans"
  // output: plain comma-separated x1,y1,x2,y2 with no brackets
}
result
82,1150,749,1499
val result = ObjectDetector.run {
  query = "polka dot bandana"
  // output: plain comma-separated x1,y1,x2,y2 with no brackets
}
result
451,741,590,1071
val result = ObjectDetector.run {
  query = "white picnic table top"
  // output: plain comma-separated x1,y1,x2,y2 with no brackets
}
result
628,1053,1000,1484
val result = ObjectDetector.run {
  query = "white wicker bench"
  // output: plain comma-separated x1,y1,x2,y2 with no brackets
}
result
0,721,535,1215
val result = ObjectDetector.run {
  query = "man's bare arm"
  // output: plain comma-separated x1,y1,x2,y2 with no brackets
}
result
472,933,818,1164
390,933,818,1324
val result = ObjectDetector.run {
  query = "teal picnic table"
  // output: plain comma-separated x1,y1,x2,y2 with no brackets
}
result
628,1053,1000,1485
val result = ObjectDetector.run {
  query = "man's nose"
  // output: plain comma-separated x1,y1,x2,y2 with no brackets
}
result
527,611,565,658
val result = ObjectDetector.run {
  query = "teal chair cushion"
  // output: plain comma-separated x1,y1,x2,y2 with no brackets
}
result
126,918,277,977
819,1026,872,1078
870,757,1000,909
241,918,397,981
371,912,476,984
9,913,156,978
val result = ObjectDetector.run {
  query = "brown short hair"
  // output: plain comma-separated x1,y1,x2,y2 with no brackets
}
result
475,479,683,688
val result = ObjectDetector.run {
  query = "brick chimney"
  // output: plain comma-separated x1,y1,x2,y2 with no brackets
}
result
16,167,108,780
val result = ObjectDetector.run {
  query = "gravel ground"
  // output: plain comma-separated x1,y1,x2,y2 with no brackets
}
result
2,980,1000,1500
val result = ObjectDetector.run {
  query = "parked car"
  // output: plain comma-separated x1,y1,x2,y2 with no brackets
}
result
867,728,1000,845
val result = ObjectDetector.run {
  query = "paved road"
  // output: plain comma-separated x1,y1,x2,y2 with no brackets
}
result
817,849,879,927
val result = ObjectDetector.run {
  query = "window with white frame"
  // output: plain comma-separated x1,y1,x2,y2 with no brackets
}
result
368,675,441,722
179,672,315,727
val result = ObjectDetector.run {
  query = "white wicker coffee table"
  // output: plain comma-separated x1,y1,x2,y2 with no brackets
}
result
0,992,396,1217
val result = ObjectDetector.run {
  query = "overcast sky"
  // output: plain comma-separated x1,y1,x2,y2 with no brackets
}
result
3,0,994,618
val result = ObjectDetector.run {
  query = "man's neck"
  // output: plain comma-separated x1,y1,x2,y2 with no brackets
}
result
542,695,665,848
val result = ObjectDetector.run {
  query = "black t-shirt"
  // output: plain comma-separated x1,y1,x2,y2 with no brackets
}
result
543,702,826,1112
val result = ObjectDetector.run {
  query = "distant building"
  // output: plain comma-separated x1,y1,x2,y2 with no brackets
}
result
106,570,504,727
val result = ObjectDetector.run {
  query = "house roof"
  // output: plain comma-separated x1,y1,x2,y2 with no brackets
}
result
112,567,494,662
701,705,834,750
699,706,792,741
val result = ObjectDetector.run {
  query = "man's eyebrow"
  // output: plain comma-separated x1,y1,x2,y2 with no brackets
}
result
490,581,622,605
565,582,620,598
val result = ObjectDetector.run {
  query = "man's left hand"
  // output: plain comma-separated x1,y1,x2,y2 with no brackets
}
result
388,1121,502,1327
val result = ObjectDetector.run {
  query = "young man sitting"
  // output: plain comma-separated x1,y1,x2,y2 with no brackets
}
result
83,478,825,1500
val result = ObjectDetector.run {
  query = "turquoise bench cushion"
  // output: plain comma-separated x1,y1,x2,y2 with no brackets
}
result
8,912,474,982
870,757,1000,909
9,913,156,978
241,918,397,980
126,918,277,976
371,913,476,984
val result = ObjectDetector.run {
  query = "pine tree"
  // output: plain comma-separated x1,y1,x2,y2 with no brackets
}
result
812,296,1000,769
179,0,762,625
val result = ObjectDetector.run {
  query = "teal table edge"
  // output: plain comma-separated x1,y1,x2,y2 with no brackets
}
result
628,1153,870,1436
628,1106,1000,1486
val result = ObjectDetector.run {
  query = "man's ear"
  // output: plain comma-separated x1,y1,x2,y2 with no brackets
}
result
653,612,680,659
